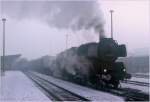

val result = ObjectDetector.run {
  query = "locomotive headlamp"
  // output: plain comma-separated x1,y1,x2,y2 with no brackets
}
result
123,69,126,72
104,69,107,72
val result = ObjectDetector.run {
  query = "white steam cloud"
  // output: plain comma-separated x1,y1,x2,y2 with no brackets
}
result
2,1,105,37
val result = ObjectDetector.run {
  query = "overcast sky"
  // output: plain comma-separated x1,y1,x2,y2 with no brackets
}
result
0,0,149,59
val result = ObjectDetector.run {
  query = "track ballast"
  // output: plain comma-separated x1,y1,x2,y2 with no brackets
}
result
25,72,89,101
25,71,149,101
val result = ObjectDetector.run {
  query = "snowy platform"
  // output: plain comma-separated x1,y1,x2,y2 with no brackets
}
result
0,71,50,101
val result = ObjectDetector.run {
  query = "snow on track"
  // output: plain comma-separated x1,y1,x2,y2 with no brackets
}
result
121,74,149,93
121,82,149,94
32,71,124,101
129,77,149,83
0,71,50,101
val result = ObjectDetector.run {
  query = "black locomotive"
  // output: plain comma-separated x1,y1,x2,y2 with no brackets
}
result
49,38,131,88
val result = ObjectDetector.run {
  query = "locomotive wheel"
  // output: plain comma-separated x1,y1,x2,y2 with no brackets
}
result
112,80,119,88
74,76,87,86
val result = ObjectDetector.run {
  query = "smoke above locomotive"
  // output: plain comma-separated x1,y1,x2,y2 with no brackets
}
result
3,1,105,38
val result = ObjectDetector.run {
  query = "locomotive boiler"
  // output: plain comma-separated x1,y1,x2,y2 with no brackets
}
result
49,38,130,88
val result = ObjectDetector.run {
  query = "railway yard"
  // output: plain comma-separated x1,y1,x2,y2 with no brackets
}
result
1,71,149,101
26,71,150,101
0,1,149,102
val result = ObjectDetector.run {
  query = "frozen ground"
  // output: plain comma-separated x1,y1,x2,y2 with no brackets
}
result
135,72,149,76
121,82,149,94
121,76,149,94
129,77,149,83
32,71,124,101
0,71,50,102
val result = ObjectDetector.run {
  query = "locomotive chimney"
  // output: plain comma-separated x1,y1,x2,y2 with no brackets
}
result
110,10,114,39
99,29,104,42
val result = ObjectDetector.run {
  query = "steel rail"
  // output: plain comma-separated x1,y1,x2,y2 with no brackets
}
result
122,80,149,87
25,72,89,101
25,71,149,101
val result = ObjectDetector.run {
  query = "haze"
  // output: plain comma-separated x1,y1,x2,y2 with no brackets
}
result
0,0,149,59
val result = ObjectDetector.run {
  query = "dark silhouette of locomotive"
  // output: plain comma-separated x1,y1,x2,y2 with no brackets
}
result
50,38,130,88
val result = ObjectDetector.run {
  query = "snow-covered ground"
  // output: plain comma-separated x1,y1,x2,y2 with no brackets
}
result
121,76,149,94
0,71,50,102
120,82,149,94
135,72,149,76
129,77,149,83
32,71,124,101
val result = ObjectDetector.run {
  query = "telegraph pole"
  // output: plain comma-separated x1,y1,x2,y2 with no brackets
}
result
110,10,114,39
1,18,6,76
66,34,68,49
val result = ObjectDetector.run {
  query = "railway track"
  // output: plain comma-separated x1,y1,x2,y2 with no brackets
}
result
121,80,149,87
101,87,149,101
25,71,149,101
24,72,89,101
132,74,149,79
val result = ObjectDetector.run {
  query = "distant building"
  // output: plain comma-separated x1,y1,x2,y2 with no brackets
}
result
1,54,21,70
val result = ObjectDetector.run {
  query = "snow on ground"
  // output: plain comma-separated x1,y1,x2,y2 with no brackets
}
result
121,74,149,94
120,82,149,94
135,72,149,76
0,71,50,102
129,77,149,83
33,72,124,101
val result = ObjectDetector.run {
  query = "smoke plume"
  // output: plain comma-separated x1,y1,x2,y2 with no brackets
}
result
2,0,105,37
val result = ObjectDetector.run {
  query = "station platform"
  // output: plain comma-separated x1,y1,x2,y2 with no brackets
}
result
0,71,50,101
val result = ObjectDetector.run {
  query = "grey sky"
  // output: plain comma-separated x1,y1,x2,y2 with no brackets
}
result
100,1,149,53
0,0,149,59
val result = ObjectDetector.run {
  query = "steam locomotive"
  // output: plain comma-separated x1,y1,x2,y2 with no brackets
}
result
49,38,131,88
